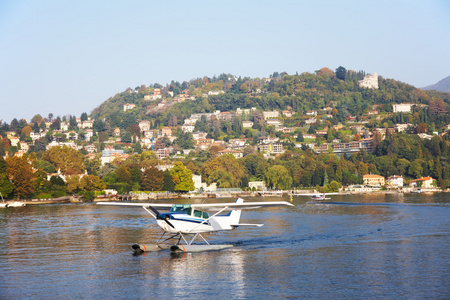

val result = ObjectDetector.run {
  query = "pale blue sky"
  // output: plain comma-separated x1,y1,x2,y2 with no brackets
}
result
0,0,449,123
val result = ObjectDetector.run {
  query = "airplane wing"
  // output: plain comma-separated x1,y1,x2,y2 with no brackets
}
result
97,200,294,211
97,202,174,210
191,201,294,211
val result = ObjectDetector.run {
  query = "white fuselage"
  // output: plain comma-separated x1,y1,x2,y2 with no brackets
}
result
156,214,238,234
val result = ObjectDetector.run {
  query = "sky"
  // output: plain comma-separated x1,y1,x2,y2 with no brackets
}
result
0,0,449,123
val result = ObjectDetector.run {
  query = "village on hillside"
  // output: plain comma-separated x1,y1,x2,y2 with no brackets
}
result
1,70,449,200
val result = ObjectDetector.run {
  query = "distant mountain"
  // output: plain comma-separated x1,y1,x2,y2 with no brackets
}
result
422,75,450,93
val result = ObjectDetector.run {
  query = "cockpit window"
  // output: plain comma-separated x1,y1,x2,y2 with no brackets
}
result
170,204,191,213
170,204,209,219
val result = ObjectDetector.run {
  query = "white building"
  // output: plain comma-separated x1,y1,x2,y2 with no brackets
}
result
263,110,280,119
218,149,243,159
393,103,412,113
242,121,254,128
84,129,94,141
139,120,151,132
208,90,224,96
266,119,283,128
82,119,94,129
387,175,404,187
359,72,379,89
395,123,412,132
305,111,317,116
248,181,266,191
181,124,195,133
123,103,136,111
236,107,256,116
410,177,436,188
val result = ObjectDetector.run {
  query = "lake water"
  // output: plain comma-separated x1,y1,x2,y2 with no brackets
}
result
1,193,449,299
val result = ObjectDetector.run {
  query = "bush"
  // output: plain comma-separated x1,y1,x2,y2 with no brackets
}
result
107,183,131,194
82,191,95,201
35,193,52,199
51,190,67,198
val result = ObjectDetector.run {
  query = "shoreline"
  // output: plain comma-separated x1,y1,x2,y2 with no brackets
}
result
6,187,448,205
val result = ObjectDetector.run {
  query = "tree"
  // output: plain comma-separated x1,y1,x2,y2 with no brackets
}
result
65,175,82,194
6,156,37,199
428,99,447,117
93,119,106,132
416,123,428,133
203,154,246,186
335,66,347,80
323,170,329,186
141,167,164,191
80,112,88,122
296,131,304,142
84,155,101,176
170,161,194,192
408,160,423,178
31,114,43,124
317,67,335,78
163,169,175,192
175,131,194,149
265,165,292,190
80,175,106,192
326,180,341,192
22,125,32,137
209,169,234,188
133,142,142,154
0,173,13,198
115,165,132,185
42,146,85,175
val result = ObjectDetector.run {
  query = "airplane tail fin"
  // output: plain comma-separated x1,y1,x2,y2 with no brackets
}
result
210,197,243,230
228,197,243,224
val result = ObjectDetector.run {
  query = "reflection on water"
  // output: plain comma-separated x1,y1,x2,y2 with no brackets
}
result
0,194,449,299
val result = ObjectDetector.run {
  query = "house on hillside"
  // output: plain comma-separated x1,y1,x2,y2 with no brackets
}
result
181,124,195,133
218,149,243,159
410,177,436,188
387,175,404,187
123,103,136,111
139,120,151,132
359,73,379,89
393,103,412,113
282,110,293,118
263,110,279,119
242,121,254,128
363,174,385,186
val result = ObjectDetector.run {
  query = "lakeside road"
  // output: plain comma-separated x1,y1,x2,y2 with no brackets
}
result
9,187,448,206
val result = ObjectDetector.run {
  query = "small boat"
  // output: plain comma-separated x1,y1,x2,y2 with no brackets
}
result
8,201,26,207
410,189,422,194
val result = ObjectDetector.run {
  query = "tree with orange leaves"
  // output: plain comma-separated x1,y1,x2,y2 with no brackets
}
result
6,156,37,199
416,123,428,133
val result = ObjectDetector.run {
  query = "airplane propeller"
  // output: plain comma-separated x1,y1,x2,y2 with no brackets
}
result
148,206,175,228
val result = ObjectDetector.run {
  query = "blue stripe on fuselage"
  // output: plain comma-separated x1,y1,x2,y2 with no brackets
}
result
160,213,210,225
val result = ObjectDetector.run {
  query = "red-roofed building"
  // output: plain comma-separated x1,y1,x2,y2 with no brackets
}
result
410,177,436,188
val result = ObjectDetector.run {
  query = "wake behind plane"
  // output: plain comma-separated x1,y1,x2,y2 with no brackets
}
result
293,192,339,201
97,198,293,253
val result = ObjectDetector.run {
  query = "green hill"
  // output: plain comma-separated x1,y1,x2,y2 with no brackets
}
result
90,68,450,130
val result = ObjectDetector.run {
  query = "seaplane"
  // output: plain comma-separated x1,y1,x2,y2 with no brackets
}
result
293,192,339,201
97,198,293,253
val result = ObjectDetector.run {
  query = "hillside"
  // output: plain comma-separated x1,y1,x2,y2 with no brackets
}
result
90,68,450,130
422,75,450,93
